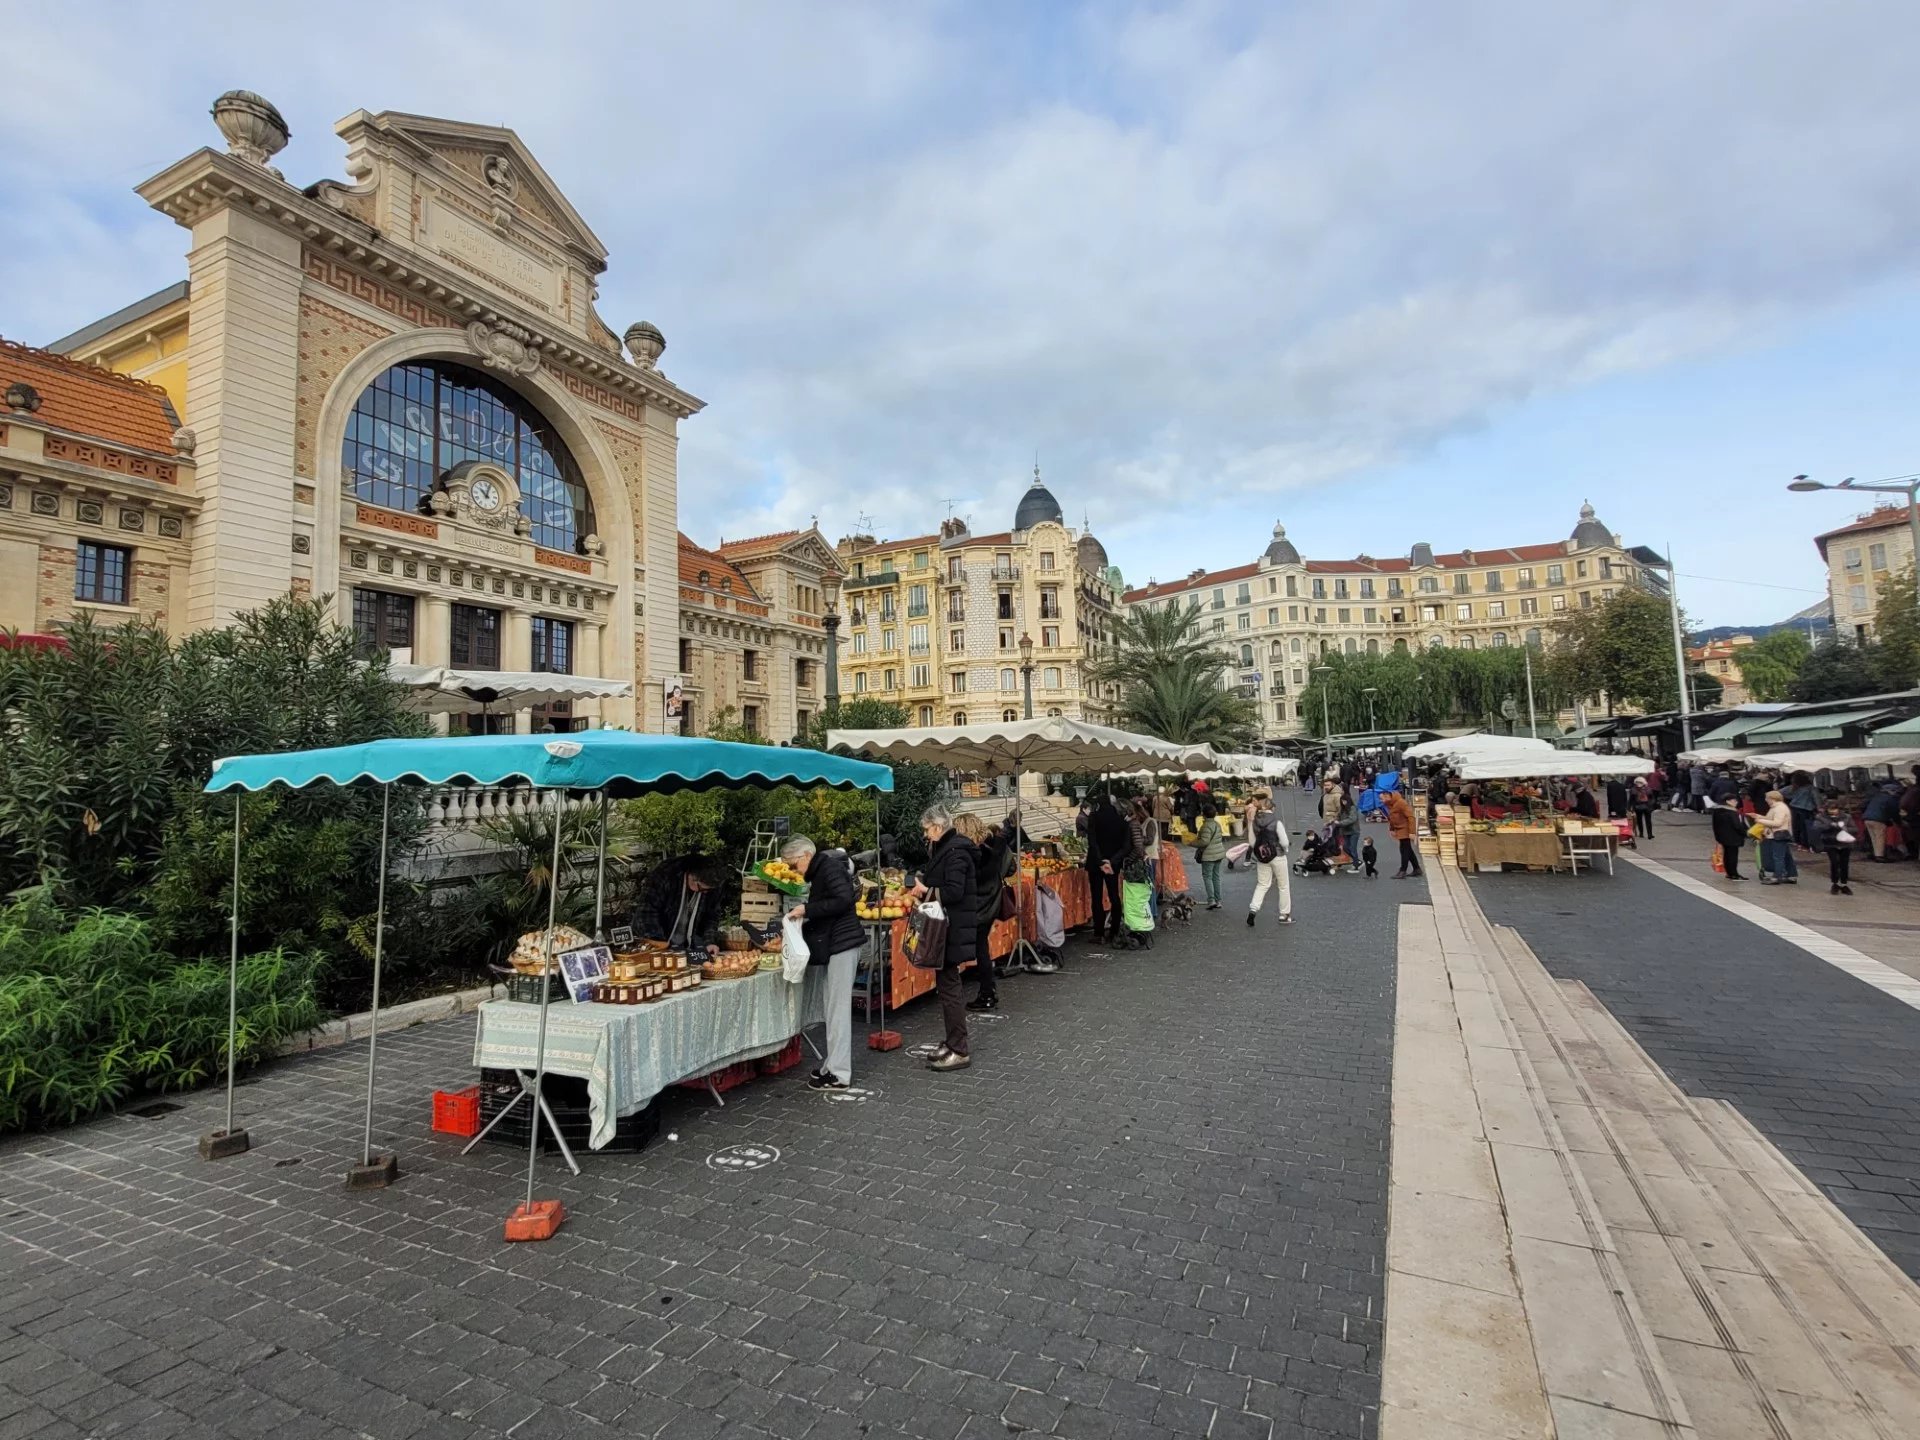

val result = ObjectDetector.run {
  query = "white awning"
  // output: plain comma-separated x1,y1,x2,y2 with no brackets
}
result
1742,746,1920,774
826,716,1214,776
389,664,632,715
1453,752,1654,781
1404,733,1554,764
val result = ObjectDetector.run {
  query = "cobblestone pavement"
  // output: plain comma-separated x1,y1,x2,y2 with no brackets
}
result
1472,861,1920,1280
0,789,1402,1440
1630,807,1920,979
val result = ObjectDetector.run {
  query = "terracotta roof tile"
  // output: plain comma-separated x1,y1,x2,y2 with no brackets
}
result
0,336,179,455
714,529,801,556
678,532,764,603
1815,507,1910,559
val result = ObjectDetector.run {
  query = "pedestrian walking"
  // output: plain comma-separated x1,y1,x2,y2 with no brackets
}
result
1083,790,1130,945
1384,789,1421,877
951,813,1011,1010
1863,781,1900,862
1245,789,1293,925
1605,776,1630,820
782,835,865,1092
1194,798,1227,909
1759,789,1798,884
1630,778,1656,839
1710,796,1749,881
1335,787,1361,872
1786,772,1820,851
905,804,978,1071
1809,803,1856,896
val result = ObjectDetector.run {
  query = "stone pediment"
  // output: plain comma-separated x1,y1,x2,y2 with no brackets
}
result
780,530,846,576
323,109,609,339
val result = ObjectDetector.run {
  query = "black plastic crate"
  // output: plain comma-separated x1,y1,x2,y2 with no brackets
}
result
504,973,567,1005
474,1069,658,1154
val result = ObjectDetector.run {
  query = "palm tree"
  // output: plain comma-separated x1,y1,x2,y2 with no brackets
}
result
1122,667,1259,748
1096,601,1256,746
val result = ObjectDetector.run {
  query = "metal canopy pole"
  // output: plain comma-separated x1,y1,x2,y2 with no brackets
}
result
526,792,568,1209
593,792,610,941
199,795,251,1160
347,784,400,1187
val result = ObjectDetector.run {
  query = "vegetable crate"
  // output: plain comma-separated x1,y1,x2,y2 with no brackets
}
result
431,1084,481,1137
758,1037,803,1075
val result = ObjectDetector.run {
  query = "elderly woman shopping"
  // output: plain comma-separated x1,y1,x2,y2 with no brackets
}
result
780,834,866,1092
906,803,979,1072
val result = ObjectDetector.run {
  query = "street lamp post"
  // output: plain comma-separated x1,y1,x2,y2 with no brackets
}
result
1018,632,1035,720
1362,686,1378,733
1523,640,1538,736
1313,663,1333,768
1789,473,1920,673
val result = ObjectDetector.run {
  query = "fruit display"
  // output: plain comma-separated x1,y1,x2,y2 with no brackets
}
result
1021,852,1071,876
855,875,913,922
702,953,761,981
755,859,809,895
508,925,594,974
757,954,782,971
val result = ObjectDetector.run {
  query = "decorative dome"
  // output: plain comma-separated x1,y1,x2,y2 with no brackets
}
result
1077,533,1109,573
1013,464,1064,531
1263,522,1300,565
1570,501,1612,549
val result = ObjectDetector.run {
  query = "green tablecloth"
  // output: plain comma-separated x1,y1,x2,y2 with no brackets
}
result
472,967,826,1149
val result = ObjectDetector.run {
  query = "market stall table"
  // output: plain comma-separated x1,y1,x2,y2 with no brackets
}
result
1458,829,1564,871
473,967,827,1151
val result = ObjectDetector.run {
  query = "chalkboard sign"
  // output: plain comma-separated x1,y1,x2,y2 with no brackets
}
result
609,925,635,948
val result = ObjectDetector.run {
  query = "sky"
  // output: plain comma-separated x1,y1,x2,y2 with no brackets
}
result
4,0,1917,628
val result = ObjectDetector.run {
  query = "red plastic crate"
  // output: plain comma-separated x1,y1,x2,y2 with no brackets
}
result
505,1199,565,1242
432,1085,481,1137
677,1059,759,1095
758,1037,803,1075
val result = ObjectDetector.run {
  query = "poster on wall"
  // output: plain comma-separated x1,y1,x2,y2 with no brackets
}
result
665,675,687,724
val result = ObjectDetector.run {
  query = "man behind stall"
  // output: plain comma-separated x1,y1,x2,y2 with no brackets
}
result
631,853,726,957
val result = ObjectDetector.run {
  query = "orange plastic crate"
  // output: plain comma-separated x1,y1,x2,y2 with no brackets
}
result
432,1085,481,1137
505,1199,565,1242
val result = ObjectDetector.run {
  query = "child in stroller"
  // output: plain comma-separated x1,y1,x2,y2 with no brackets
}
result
1292,824,1354,876
1119,858,1156,949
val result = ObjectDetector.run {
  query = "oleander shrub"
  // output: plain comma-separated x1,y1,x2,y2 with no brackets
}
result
0,892,323,1133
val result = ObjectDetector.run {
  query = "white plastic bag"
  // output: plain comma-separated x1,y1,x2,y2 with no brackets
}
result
780,914,810,983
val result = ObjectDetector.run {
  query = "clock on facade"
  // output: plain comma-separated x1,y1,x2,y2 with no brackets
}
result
469,475,504,513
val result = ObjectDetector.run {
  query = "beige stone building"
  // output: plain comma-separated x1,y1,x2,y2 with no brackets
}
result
1,339,197,635
1122,505,1648,738
36,91,703,731
672,528,842,740
1815,507,1916,644
834,472,1121,727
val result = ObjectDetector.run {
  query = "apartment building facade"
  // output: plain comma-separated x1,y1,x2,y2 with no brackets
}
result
1122,504,1645,738
834,473,1120,726
1816,507,1916,644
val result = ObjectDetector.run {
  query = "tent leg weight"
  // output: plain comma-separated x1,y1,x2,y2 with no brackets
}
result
505,1199,565,1242
345,1154,401,1189
198,1128,250,1160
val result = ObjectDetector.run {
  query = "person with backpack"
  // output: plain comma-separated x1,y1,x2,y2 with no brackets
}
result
1194,798,1227,909
1245,789,1293,926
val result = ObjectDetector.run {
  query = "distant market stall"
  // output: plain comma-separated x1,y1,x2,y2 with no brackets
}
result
1426,750,1650,876
204,731,893,1235
829,717,1213,979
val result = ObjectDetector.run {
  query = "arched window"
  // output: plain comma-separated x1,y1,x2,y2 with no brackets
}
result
952,711,967,725
1240,643,1254,666
1525,628,1542,649
343,360,594,553
1047,707,1063,717
1427,634,1446,649
1000,669,1017,691
1491,631,1509,648
1002,708,1018,723
1458,635,1475,650
1343,637,1357,654
1366,638,1379,655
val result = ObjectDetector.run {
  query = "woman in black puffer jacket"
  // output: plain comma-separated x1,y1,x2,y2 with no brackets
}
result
907,804,978,1071
954,813,1015,1010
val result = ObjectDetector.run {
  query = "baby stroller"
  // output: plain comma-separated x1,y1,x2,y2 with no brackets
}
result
1293,826,1336,877
1119,858,1155,949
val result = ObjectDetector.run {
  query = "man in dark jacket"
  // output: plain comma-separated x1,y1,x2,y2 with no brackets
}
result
631,854,725,954
1083,791,1132,946
907,805,978,1071
783,836,864,1091
1709,797,1750,881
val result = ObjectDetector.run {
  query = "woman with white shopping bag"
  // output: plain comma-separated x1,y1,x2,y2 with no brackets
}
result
904,804,979,1072
779,835,865,1092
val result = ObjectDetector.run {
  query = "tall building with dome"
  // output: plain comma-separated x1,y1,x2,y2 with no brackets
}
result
833,468,1120,727
1122,505,1651,738
16,92,706,731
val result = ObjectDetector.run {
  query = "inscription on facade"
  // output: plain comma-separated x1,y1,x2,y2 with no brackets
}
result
427,199,557,309
536,547,592,575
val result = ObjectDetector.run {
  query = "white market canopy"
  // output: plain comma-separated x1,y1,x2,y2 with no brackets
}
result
389,664,632,716
827,716,1214,777
1404,733,1554,764
1454,751,1654,782
1741,746,1920,775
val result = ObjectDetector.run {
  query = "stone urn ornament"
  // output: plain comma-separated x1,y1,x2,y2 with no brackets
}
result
624,321,665,370
211,90,290,171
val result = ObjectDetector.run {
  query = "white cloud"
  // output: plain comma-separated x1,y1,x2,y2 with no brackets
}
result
4,0,1917,591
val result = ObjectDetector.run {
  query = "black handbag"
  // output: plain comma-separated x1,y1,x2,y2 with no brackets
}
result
902,901,949,969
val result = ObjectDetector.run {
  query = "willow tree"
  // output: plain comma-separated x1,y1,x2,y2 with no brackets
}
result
1296,646,1569,737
